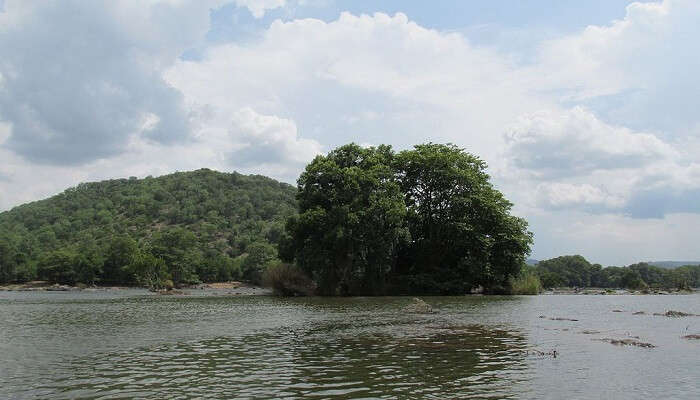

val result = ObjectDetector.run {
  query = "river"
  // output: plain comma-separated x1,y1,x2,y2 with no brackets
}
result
1,290,698,399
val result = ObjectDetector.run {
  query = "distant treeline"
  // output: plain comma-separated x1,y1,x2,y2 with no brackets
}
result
0,169,295,287
530,255,700,290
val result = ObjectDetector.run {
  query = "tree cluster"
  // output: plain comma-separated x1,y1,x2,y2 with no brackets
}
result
533,255,700,290
0,169,294,287
280,143,533,295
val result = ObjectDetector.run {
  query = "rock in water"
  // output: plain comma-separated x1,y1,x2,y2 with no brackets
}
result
404,297,433,313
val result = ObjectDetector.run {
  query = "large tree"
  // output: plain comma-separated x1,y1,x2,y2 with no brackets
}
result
281,144,407,295
395,143,532,293
282,142,532,295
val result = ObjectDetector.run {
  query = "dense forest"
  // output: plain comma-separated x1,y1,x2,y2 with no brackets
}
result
0,169,295,287
1,157,697,295
530,255,700,290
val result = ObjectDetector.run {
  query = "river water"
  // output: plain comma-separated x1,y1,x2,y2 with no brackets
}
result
1,290,698,399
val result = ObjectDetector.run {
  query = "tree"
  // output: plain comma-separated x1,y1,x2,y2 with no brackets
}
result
283,143,531,295
37,250,77,285
150,227,201,285
395,143,532,293
103,236,137,284
0,237,17,283
241,241,278,284
126,251,169,291
283,144,407,295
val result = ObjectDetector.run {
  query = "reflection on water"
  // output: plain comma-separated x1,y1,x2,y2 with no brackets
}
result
35,322,529,399
1,292,699,399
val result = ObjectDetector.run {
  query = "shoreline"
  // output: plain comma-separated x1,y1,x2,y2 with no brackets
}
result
0,280,271,295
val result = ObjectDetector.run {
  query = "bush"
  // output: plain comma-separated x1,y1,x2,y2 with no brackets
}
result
509,270,542,295
262,263,316,296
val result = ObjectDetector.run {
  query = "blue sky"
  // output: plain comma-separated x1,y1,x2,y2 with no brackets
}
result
0,0,698,265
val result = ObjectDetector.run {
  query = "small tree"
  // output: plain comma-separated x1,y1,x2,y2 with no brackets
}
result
126,251,169,291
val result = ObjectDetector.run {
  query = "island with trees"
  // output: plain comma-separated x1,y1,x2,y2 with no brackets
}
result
1,143,698,295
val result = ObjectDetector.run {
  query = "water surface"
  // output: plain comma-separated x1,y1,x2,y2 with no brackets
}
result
1,291,698,399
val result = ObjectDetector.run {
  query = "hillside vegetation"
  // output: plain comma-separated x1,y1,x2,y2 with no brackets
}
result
0,169,296,286
533,255,700,290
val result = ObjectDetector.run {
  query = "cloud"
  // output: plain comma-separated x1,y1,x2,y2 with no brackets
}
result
165,11,543,168
0,0,221,165
535,182,625,210
1,2,700,264
227,107,322,167
504,106,700,219
534,0,700,134
504,107,676,179
234,0,286,18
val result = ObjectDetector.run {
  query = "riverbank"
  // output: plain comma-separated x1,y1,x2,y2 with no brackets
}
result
542,287,697,295
0,280,271,295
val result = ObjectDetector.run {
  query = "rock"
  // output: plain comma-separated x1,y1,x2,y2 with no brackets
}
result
612,309,624,313
595,338,656,348
682,334,700,340
403,297,433,314
633,311,646,315
653,310,697,317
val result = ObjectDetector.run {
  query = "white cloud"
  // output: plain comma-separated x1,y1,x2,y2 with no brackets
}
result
235,0,285,18
504,106,677,179
228,107,322,167
536,182,625,209
0,0,223,165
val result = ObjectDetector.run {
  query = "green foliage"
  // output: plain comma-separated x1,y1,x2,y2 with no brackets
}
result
395,143,532,292
509,267,543,295
283,143,532,295
102,236,137,284
284,144,408,295
533,256,700,289
241,241,278,284
125,251,169,291
0,169,295,285
262,263,316,296
37,250,78,285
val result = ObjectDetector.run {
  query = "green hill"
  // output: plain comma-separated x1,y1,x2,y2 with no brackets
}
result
0,169,297,286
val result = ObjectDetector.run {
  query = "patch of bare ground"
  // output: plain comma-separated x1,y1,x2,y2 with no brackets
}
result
205,281,244,289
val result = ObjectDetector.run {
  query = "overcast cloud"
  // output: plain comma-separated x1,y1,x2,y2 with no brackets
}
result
0,0,698,265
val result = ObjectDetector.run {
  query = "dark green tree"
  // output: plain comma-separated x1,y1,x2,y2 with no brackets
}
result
0,237,17,283
37,250,77,285
283,144,407,295
103,236,137,284
150,227,201,285
395,143,532,293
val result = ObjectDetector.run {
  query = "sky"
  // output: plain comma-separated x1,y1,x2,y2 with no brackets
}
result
1,0,699,266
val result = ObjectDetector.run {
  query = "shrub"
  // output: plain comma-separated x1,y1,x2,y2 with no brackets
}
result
262,263,316,296
509,270,542,295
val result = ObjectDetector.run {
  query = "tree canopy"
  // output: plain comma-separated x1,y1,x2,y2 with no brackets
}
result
282,143,533,295
533,255,700,290
0,169,295,287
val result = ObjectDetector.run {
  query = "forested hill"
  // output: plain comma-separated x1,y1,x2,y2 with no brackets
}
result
0,169,297,285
